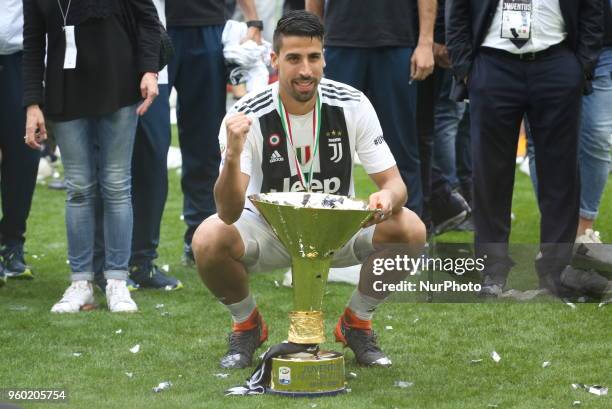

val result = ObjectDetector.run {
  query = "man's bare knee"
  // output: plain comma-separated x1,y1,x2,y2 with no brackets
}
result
192,218,244,267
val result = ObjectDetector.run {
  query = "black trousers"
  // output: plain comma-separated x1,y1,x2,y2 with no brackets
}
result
0,52,40,247
469,46,583,278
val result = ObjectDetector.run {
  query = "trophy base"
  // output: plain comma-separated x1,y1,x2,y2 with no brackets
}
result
268,350,346,397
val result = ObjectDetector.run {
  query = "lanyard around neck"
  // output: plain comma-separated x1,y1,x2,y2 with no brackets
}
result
278,92,322,191
57,0,72,29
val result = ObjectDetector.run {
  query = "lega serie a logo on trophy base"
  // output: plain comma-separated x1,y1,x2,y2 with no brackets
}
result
249,192,376,396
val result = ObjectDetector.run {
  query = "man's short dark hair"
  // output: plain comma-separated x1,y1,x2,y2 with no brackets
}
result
273,10,325,53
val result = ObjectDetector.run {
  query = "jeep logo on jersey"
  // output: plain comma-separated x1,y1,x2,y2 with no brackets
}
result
268,133,281,147
269,177,342,193
328,137,343,163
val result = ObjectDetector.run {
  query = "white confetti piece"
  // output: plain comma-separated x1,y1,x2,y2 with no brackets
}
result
65,260,70,264
161,264,170,272
8,305,28,311
347,372,357,379
32,254,39,259
542,361,551,368
152,381,172,393
386,315,393,319
161,311,170,317
385,325,393,330
115,329,123,334
490,351,501,363
413,318,419,324
563,299,577,309
214,373,229,379
72,352,82,357
310,404,317,408
572,401,581,406
346,388,352,393
588,385,608,396
470,359,483,364
125,372,133,378
394,381,414,388
155,304,165,309
487,405,498,408
274,280,280,288
179,215,184,221
130,344,140,354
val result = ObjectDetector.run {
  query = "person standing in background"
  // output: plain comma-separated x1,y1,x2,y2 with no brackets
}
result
23,0,161,312
447,0,603,297
166,0,262,264
306,0,437,217
93,0,182,292
0,0,41,284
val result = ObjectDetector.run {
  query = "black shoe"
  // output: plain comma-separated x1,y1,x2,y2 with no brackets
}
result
94,271,140,293
1,245,33,279
431,191,470,236
560,265,611,298
129,263,183,290
334,310,392,367
572,242,612,278
478,275,505,297
182,243,195,267
220,311,268,369
478,263,511,298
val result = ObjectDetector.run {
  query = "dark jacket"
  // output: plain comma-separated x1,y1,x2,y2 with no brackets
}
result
446,0,604,100
604,0,612,46
23,0,160,121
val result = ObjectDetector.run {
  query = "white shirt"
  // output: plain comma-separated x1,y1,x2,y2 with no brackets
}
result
218,79,396,211
482,0,567,54
0,0,23,55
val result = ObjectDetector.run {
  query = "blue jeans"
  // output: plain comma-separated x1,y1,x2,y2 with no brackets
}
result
324,46,422,214
527,67,612,220
93,85,172,272
52,104,138,281
433,68,470,188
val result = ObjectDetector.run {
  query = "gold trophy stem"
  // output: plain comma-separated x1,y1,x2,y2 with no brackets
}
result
289,257,332,344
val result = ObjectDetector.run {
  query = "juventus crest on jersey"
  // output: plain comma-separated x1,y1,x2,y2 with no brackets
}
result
218,78,396,206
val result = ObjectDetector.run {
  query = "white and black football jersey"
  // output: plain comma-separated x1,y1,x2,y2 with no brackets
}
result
218,78,396,210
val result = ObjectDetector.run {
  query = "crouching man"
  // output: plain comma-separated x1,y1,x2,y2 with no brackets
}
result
192,10,426,369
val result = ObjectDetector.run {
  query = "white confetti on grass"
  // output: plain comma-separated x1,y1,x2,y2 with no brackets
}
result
155,304,165,309
72,352,82,357
563,299,577,309
152,381,172,393
347,372,357,379
470,359,483,364
385,325,393,330
130,344,140,354
490,351,501,363
542,361,551,368
161,264,170,273
115,329,123,334
214,373,229,379
394,381,414,388
125,372,134,378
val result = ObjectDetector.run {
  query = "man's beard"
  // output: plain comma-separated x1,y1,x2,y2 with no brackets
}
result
290,77,319,102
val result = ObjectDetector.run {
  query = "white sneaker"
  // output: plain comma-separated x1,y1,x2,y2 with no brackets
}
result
51,280,94,313
106,279,138,313
576,229,603,244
